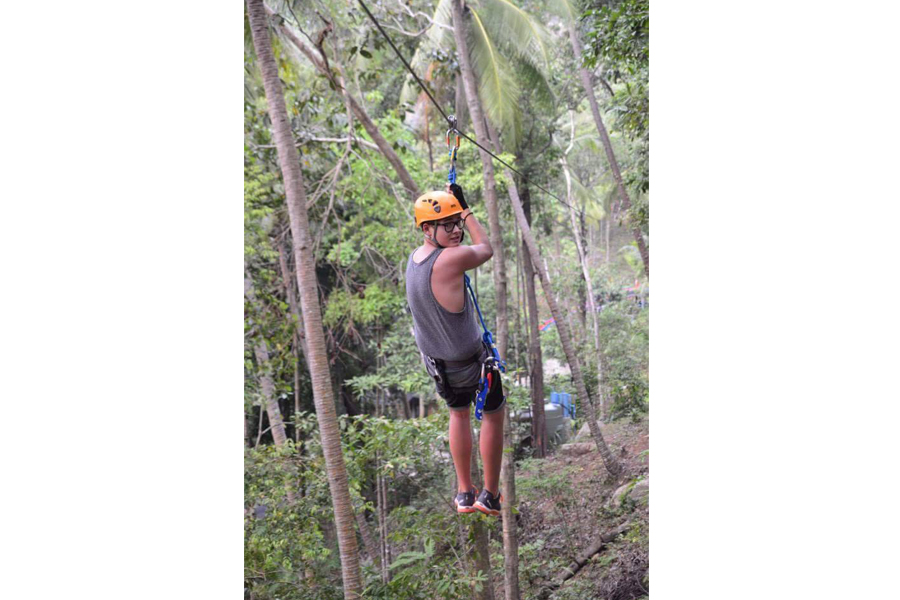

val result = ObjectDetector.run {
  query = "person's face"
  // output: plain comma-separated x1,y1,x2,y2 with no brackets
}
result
424,215,464,246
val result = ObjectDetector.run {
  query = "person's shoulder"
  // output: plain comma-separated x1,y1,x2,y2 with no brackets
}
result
432,245,469,272
411,244,436,263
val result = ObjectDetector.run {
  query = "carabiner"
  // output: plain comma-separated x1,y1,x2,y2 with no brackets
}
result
446,115,460,150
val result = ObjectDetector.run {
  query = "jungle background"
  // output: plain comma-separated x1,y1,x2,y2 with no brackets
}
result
244,1,649,598
6,2,895,600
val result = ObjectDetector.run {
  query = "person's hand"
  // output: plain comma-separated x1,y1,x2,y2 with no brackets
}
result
447,183,469,211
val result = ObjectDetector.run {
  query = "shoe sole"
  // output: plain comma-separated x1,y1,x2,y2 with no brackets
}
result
474,502,500,517
455,489,478,513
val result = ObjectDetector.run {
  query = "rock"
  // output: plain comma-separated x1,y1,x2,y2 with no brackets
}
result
574,420,610,442
608,478,649,507
610,482,632,505
559,442,594,457
629,479,649,503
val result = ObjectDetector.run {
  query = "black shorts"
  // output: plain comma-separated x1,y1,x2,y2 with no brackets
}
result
437,366,506,414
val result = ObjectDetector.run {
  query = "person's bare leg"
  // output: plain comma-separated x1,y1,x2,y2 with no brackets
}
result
480,408,505,496
449,408,474,492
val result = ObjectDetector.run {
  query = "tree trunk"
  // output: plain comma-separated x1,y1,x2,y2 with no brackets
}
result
244,273,292,449
469,428,496,600
520,186,546,458
425,101,434,172
514,217,523,387
459,26,520,595
246,2,363,598
377,470,390,582
500,174,621,476
566,21,648,277
277,237,310,434
481,112,523,600
455,73,469,133
499,409,521,600
374,388,392,582
246,273,298,503
605,209,611,265
562,117,607,421
252,341,289,448
267,5,420,199
451,0,508,360
353,497,381,570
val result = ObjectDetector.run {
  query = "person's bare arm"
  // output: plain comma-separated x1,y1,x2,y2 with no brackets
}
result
441,209,492,273
439,181,493,274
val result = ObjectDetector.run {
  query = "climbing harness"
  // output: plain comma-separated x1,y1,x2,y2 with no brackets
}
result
465,273,505,421
446,115,460,185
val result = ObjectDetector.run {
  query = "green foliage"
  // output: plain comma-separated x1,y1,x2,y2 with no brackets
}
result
244,2,649,596
323,283,404,331
583,0,649,196
244,443,342,600
517,463,578,503
598,299,649,422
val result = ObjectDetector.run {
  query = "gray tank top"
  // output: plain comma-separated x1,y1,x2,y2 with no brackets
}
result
405,248,482,363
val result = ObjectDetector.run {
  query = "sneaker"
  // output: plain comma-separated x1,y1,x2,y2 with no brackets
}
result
474,488,502,517
454,487,478,513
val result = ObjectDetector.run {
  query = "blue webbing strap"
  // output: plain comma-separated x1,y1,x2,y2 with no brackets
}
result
465,273,505,420
447,146,458,184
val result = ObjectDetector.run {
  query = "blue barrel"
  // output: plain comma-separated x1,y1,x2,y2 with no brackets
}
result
550,391,560,405
561,393,574,418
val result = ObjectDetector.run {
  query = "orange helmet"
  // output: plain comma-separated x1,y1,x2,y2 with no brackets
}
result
414,191,464,228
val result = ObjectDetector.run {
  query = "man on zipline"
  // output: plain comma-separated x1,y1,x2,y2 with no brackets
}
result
405,183,505,517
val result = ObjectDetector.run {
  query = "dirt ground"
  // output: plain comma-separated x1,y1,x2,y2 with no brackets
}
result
491,415,650,600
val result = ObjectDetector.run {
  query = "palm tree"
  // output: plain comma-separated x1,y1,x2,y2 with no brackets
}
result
549,0,649,276
450,0,509,360
246,1,363,597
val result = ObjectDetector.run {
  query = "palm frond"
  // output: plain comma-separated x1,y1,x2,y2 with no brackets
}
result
571,176,605,221
468,7,521,148
544,0,580,22
516,59,555,110
479,0,552,70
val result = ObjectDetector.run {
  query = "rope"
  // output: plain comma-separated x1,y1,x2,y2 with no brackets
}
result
354,0,576,211
464,273,505,421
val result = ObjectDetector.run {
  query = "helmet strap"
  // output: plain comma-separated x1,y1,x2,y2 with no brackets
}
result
423,223,445,249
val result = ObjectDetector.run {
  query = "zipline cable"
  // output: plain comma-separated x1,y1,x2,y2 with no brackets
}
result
354,0,576,210
354,0,452,126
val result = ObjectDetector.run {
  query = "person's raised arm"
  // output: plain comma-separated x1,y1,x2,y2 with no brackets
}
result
442,183,493,272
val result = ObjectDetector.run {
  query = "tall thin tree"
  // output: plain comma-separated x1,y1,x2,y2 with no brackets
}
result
562,111,607,419
519,185,546,457
451,0,508,360
506,172,620,476
247,1,363,597
551,0,649,276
